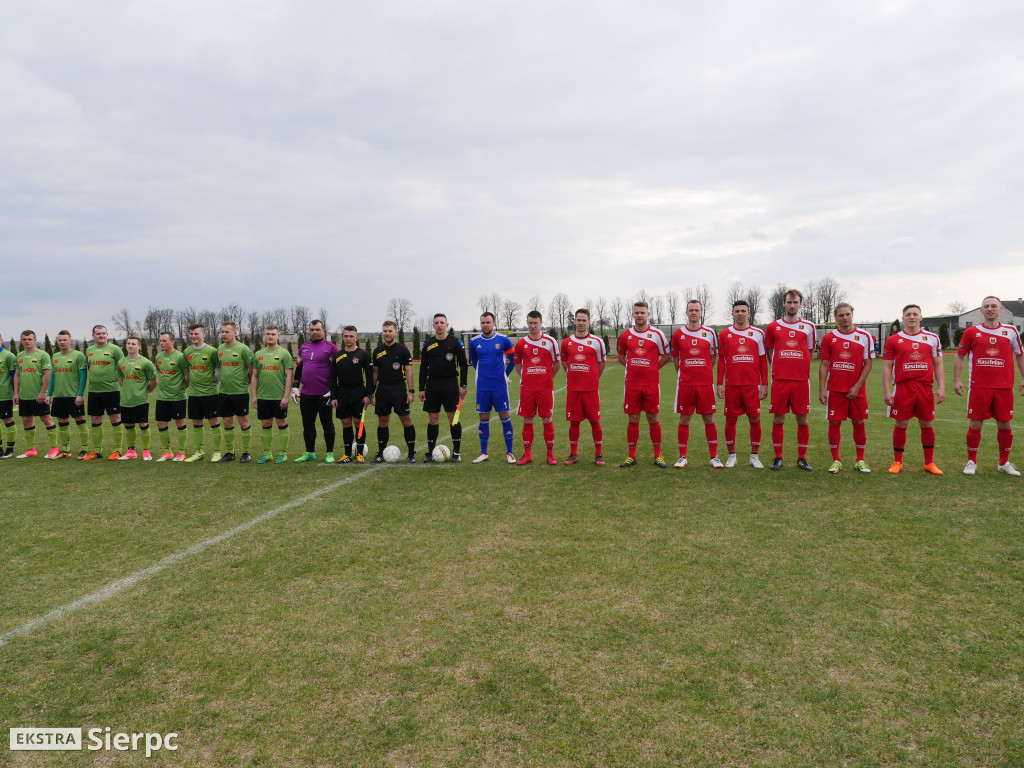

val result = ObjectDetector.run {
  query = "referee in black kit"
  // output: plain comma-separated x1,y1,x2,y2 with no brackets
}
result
371,320,416,463
329,325,374,463
419,313,468,462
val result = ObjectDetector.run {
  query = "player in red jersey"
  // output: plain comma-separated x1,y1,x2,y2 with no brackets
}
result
560,308,606,465
818,303,874,474
716,300,768,468
882,304,945,474
953,295,1024,476
617,301,670,468
514,310,560,465
765,289,815,471
670,299,722,469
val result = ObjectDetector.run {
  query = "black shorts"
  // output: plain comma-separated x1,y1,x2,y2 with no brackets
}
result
374,383,411,417
0,400,12,420
187,395,220,421
220,393,249,417
20,400,51,417
121,403,150,425
423,378,460,413
51,396,85,420
257,398,288,421
155,399,187,422
88,391,121,417
335,387,366,421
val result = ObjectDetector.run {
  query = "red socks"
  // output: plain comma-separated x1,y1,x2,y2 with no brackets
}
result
649,422,662,452
750,421,762,453
921,427,936,464
705,423,718,458
678,424,689,457
627,422,639,458
853,422,866,461
591,420,602,455
772,423,784,458
725,418,737,454
998,428,1013,465
828,421,842,461
893,426,907,461
543,421,554,450
568,422,580,455
966,427,982,462
797,424,809,459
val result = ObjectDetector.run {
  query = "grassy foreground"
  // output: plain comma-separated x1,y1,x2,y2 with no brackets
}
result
2,357,1022,766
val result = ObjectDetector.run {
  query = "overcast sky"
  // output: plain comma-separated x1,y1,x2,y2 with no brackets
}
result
3,0,1023,339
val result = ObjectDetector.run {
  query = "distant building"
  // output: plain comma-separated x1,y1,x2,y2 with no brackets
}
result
957,299,1024,335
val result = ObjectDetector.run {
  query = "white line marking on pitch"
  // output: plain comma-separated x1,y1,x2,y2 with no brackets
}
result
0,467,384,648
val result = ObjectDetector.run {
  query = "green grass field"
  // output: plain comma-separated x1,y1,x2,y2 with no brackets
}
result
3,356,1023,766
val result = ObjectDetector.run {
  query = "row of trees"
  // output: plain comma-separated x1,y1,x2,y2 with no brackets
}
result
111,305,333,345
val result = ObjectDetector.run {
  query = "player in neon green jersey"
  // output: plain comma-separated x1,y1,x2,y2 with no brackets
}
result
154,331,190,461
83,324,124,461
46,330,89,458
217,321,254,463
0,335,18,459
116,336,158,460
13,330,58,458
184,323,222,463
250,324,293,464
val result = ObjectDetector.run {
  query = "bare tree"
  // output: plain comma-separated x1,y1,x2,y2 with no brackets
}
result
634,288,651,305
501,299,522,331
814,277,847,323
384,298,414,331
747,285,764,326
289,305,313,334
769,283,788,321
220,303,246,331
802,280,818,323
592,296,609,333
690,285,714,323
548,292,573,335
110,307,137,338
143,307,174,341
665,290,680,325
947,300,968,315
264,307,289,333
526,294,543,313
197,309,218,335
175,306,200,339
476,293,503,318
609,296,626,331
651,294,665,325
724,282,746,321
317,306,330,330
246,310,263,342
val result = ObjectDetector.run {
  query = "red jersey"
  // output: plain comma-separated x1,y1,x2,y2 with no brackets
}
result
819,328,875,392
671,325,717,386
957,324,1022,389
883,330,941,384
560,333,605,391
717,326,768,386
514,334,559,392
617,327,669,387
765,317,815,381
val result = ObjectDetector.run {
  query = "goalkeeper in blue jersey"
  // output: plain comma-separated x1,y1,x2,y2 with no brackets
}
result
468,311,516,464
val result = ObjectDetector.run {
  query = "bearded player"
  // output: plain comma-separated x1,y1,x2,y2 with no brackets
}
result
764,289,815,471
670,299,722,469
953,295,1024,476
818,303,874,474
560,308,606,465
513,310,560,465
882,304,944,475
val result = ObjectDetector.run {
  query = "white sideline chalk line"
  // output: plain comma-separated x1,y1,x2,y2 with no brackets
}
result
0,466,384,648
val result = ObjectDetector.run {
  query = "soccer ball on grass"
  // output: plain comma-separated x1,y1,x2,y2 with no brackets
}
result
382,445,402,464
431,445,452,463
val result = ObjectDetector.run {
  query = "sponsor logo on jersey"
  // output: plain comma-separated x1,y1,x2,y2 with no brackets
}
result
631,358,652,367
732,354,755,364
976,358,1005,367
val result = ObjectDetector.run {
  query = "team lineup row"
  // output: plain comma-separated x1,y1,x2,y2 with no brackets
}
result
2,293,1022,475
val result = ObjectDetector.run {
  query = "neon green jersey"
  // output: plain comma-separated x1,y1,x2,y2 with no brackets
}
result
217,342,254,395
254,346,294,401
51,350,88,398
0,348,17,401
155,350,187,402
185,344,220,397
119,356,157,407
86,343,124,393
17,349,51,400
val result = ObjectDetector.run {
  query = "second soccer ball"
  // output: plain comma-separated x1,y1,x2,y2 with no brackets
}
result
382,445,402,464
431,445,452,463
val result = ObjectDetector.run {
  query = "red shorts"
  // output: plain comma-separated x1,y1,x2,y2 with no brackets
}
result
624,384,660,414
888,380,935,421
724,385,761,419
517,388,553,418
769,380,810,415
675,384,716,415
826,390,869,422
566,390,601,422
967,387,1014,422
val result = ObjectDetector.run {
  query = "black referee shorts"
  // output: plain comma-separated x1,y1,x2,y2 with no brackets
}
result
423,378,460,413
374,382,411,417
